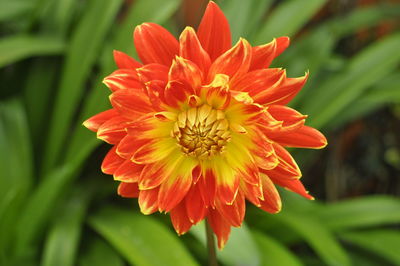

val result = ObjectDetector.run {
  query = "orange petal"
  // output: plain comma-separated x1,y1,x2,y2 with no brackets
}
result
272,177,314,200
138,187,159,215
97,116,129,144
270,125,328,149
185,184,207,224
110,89,154,120
275,36,290,57
179,27,211,74
241,180,263,207
170,201,193,235
169,57,203,92
208,209,231,249
198,169,217,208
216,162,240,205
113,159,143,183
103,69,142,92
113,50,142,69
117,135,148,159
267,105,307,132
197,1,231,61
132,139,159,164
136,63,169,83
216,192,245,227
259,175,281,213
134,22,179,66
117,182,139,198
256,72,308,106
232,68,285,98
139,162,170,190
208,38,251,82
249,39,277,71
83,109,118,132
164,80,193,108
205,75,231,110
158,174,192,212
101,146,125,175
272,143,302,177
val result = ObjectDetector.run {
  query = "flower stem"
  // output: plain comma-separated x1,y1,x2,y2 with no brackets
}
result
205,220,218,266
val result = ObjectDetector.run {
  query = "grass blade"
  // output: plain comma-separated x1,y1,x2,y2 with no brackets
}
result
89,207,199,266
0,35,64,68
253,0,327,45
41,0,123,174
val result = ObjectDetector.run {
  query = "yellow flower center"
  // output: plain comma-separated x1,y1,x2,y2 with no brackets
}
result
173,104,231,159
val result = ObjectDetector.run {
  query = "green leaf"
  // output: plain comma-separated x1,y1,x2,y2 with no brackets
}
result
41,0,123,174
78,237,125,266
221,0,274,41
302,33,400,129
89,207,198,266
275,211,351,266
340,230,400,265
316,196,400,231
0,35,64,68
65,0,181,163
0,0,33,22
252,231,303,266
253,0,327,45
14,144,92,256
0,99,33,260
190,222,261,266
330,72,400,128
41,188,92,266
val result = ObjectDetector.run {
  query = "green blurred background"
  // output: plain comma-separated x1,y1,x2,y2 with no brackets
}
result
1,0,400,265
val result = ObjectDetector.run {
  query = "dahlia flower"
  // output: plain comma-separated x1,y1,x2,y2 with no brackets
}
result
84,1,327,248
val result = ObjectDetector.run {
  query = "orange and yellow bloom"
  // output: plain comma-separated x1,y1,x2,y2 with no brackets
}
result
84,1,327,248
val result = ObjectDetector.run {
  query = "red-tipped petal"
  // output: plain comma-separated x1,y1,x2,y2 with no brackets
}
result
134,22,179,66
267,105,307,132
113,50,142,69
232,68,285,97
216,192,245,227
241,180,263,207
117,182,139,198
103,69,142,92
83,109,118,132
101,146,125,175
216,161,240,205
117,135,148,159
259,175,281,213
170,201,193,235
110,89,154,120
169,57,203,92
139,162,170,190
275,36,290,57
113,160,143,183
197,1,232,60
208,209,231,249
272,177,314,200
185,184,207,224
138,187,159,215
97,116,129,144
158,174,192,212
179,27,211,74
272,125,327,149
250,39,277,71
198,169,217,208
273,142,302,177
256,72,308,106
136,63,169,83
208,38,252,82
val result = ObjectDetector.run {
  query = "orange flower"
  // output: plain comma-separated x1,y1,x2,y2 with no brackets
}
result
84,1,327,249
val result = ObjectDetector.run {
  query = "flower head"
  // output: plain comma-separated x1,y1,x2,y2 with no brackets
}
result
84,1,327,248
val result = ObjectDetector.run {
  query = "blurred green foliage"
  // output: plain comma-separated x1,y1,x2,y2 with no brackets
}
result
1,0,400,265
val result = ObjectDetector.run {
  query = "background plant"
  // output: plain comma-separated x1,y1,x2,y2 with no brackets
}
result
1,0,399,265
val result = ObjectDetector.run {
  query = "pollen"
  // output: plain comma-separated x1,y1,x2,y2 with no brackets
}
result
172,104,231,159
